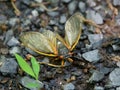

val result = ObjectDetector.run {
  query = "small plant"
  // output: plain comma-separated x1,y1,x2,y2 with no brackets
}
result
15,54,41,88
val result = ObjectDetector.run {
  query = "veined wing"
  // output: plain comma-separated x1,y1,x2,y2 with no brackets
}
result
64,12,82,51
20,32,57,56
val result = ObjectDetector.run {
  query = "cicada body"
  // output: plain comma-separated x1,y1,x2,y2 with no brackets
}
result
20,12,83,67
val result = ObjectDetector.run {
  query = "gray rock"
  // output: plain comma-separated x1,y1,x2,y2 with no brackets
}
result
82,49,101,62
68,1,77,14
117,62,120,67
4,30,14,44
47,12,59,17
89,70,104,82
60,15,67,24
113,0,120,6
49,19,58,25
0,15,7,24
7,36,20,46
109,68,120,86
20,76,43,90
78,1,86,12
99,67,111,75
94,86,104,90
86,10,103,24
87,0,96,7
8,18,19,26
112,45,120,51
62,0,71,3
34,0,43,3
32,10,39,17
9,46,21,55
63,83,75,90
0,58,18,75
88,34,103,44
116,87,120,90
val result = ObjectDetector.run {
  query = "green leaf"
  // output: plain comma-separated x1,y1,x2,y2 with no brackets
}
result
14,54,36,78
31,57,40,80
26,82,40,88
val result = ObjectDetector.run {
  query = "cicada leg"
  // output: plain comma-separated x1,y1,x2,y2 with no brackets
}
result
61,59,65,66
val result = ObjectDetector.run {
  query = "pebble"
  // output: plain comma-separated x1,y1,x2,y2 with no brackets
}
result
63,83,75,90
94,86,104,90
117,62,120,67
116,87,120,90
113,0,120,6
25,47,38,56
8,18,19,27
86,10,103,24
68,1,77,14
7,36,20,46
20,76,43,90
34,0,43,3
82,49,101,62
47,12,59,17
87,0,96,7
59,15,67,24
4,30,14,44
0,57,18,75
99,67,111,75
0,15,7,24
112,45,120,51
89,70,104,82
31,10,39,17
88,34,103,44
9,46,21,55
109,68,120,86
62,0,71,3
78,1,86,13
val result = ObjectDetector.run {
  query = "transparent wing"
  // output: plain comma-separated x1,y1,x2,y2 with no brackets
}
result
65,12,82,51
20,32,57,56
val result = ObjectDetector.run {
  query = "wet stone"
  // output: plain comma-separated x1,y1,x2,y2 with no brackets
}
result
86,10,103,24
20,76,43,90
109,68,120,86
31,10,39,17
0,58,18,75
59,15,67,24
63,83,75,90
68,1,77,14
7,36,20,46
78,1,86,13
82,49,101,62
8,18,19,27
62,0,71,3
89,70,104,82
94,86,104,90
113,0,120,6
9,46,21,55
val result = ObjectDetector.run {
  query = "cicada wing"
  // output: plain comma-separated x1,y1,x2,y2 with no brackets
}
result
20,32,57,56
41,30,57,51
65,12,82,51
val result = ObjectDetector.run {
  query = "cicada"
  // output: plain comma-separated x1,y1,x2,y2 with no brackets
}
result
20,12,100,67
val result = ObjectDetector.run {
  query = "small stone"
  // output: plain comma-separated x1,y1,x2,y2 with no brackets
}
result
34,0,43,3
60,15,67,24
94,86,104,90
117,62,120,67
87,0,96,7
0,58,18,75
9,46,21,55
20,76,43,90
68,1,77,14
25,47,38,56
0,15,7,24
116,87,120,90
112,45,120,51
99,67,111,75
47,12,59,17
109,68,120,86
4,30,13,44
113,0,120,6
7,36,20,46
78,1,86,12
31,10,39,17
89,70,104,82
49,19,58,25
62,0,71,3
88,34,103,44
86,10,103,24
82,49,101,62
8,18,19,26
63,83,75,90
